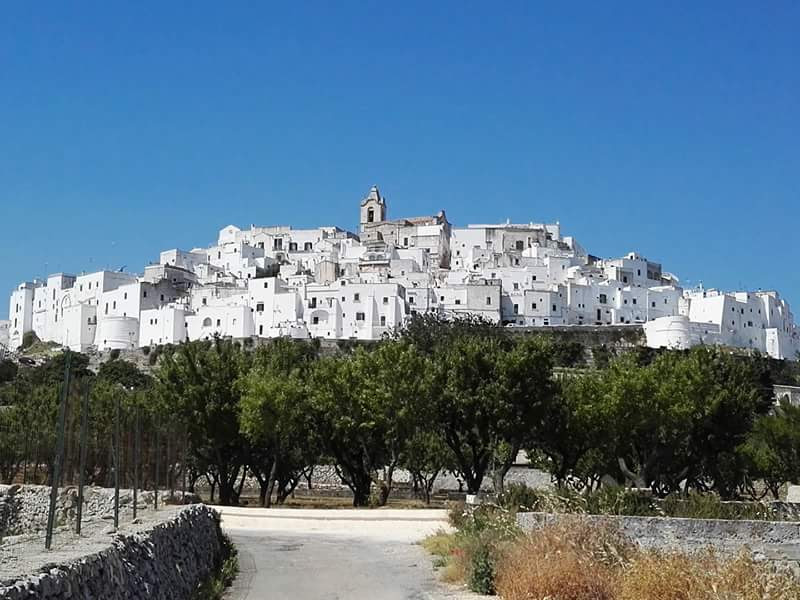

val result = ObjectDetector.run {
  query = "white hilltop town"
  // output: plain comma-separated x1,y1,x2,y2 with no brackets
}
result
2,186,799,360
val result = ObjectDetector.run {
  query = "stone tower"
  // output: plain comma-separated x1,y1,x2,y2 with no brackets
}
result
359,185,387,233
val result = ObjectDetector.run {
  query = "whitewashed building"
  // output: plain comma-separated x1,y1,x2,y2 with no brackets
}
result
6,186,799,360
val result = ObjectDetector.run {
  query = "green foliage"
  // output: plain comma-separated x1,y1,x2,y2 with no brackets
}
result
97,359,151,390
239,338,320,506
20,331,40,350
193,534,239,600
0,360,17,384
742,399,800,499
157,338,251,505
430,504,520,594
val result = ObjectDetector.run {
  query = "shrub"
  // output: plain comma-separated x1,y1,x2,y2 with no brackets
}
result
659,492,773,521
497,483,541,513
141,346,151,356
109,348,121,360
21,331,40,350
427,504,520,593
584,486,656,517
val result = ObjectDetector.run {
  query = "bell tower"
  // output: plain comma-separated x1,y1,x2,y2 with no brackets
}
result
359,185,386,233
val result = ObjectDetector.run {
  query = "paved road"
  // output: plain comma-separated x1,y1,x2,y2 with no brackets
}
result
219,507,481,600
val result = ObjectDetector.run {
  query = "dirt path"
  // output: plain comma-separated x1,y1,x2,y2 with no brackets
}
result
219,507,484,600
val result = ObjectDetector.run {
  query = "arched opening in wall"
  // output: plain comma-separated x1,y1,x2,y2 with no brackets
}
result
202,317,212,327
304,242,313,251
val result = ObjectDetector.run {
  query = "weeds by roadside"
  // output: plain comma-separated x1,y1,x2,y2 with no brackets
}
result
194,534,239,600
424,501,800,599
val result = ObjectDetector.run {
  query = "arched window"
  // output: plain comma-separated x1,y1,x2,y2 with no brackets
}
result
367,208,374,223
202,317,212,327
304,242,313,251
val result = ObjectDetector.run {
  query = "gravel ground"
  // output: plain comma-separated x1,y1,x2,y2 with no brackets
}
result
0,505,183,585
219,507,488,600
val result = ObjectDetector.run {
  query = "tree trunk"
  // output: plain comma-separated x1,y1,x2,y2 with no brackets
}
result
265,459,278,508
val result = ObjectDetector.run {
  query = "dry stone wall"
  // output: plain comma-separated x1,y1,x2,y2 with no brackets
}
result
0,484,199,537
0,504,223,600
517,511,800,565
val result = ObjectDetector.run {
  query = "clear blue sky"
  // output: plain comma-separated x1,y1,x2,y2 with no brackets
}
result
1,2,798,309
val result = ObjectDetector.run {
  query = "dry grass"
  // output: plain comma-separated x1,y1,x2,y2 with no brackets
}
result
492,517,800,600
495,517,630,600
618,551,800,600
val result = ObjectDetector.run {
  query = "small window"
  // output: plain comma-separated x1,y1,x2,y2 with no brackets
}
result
651,301,656,308
515,240,524,251
383,297,389,304
202,317,212,327
409,297,415,305
403,237,409,246
263,281,269,289
632,299,637,305
513,304,519,314
216,319,221,326
202,298,207,306
356,312,365,321
455,299,462,305
304,242,313,251
513,283,519,290
259,325,263,335
289,242,298,252
256,303,264,312
486,297,492,305
143,290,147,298
354,293,360,302
380,316,386,326
113,301,116,309
552,304,557,312
599,294,607,304
532,303,537,310
160,294,165,302
312,316,319,325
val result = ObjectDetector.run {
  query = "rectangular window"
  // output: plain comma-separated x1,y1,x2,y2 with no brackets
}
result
216,319,221,326
383,297,389,304
632,298,637,305
354,293,360,302
264,281,269,288
356,312,365,321
312,316,319,325
513,283,519,290
455,299,461,305
651,301,656,308
380,316,386,326
552,304,557,312
143,290,147,298
532,303,537,310
486,297,492,305
599,294,607,304
259,325,263,335
256,303,264,312
409,297,415,304
513,304,519,314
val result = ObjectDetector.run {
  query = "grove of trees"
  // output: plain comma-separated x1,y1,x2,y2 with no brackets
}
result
2,314,800,506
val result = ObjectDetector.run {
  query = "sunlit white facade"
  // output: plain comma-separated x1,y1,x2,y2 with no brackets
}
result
7,186,799,359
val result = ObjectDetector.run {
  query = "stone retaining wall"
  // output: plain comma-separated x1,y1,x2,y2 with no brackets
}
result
0,504,223,600
0,484,199,537
517,511,800,564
